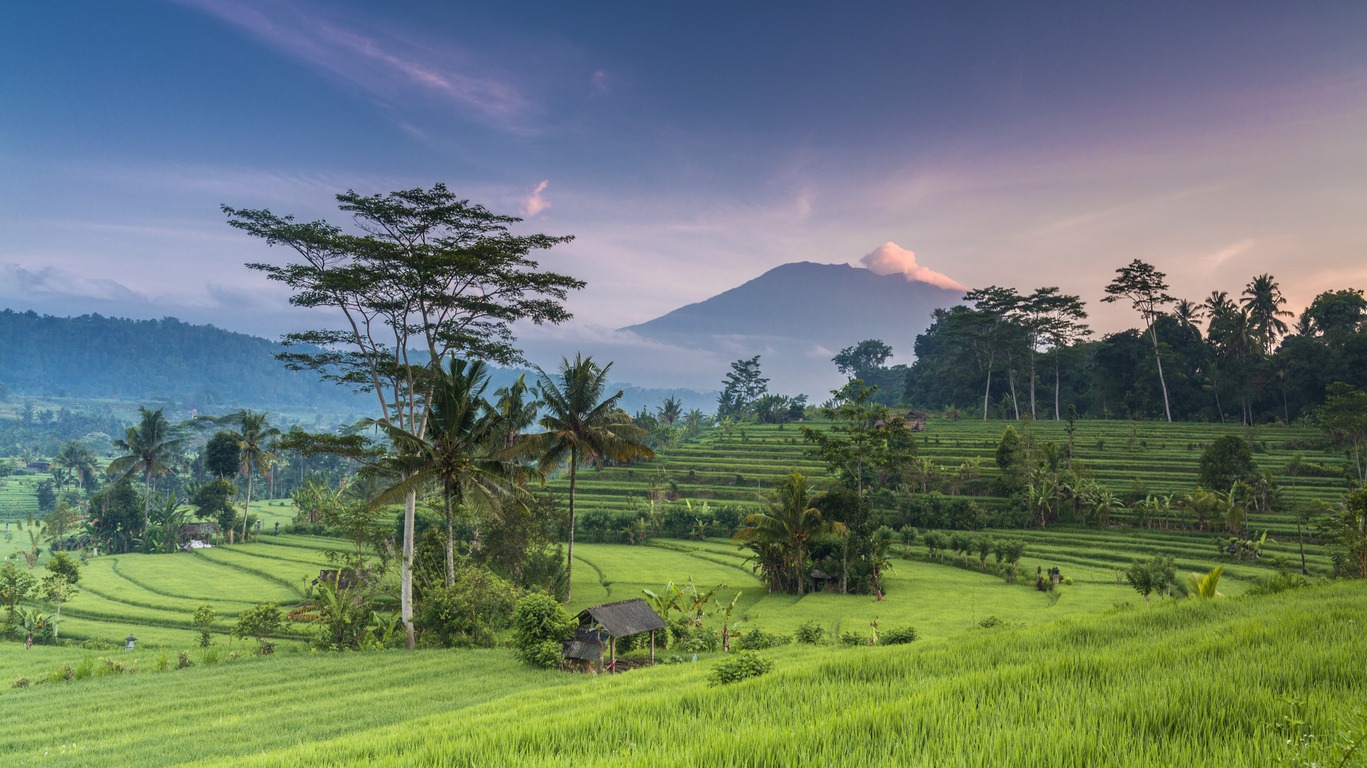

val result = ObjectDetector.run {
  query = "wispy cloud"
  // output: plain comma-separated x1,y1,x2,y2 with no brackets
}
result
1203,239,1257,271
0,264,143,303
172,0,532,128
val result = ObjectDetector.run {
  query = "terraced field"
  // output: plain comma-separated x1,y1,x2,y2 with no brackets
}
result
550,418,1351,539
53,535,338,648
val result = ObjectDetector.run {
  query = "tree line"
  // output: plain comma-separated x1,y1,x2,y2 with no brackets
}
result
898,260,1366,424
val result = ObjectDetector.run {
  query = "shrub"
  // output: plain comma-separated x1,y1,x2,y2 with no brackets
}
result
103,657,128,675
512,594,575,669
881,626,919,645
977,615,1003,629
48,664,75,683
234,602,282,647
416,567,519,649
733,627,790,651
794,620,825,645
840,631,868,646
192,604,216,648
176,651,194,669
11,676,30,688
709,650,773,686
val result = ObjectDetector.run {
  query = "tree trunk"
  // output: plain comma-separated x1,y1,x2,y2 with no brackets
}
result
1054,354,1062,421
982,369,993,421
241,466,253,543
566,448,578,603
1008,368,1021,420
1147,322,1173,422
1028,350,1037,420
444,493,456,588
402,487,416,649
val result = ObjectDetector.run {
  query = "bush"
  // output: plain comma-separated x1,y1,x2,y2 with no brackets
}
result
733,627,790,651
794,620,825,645
11,676,29,688
881,626,919,645
709,650,773,685
512,594,575,668
234,602,282,644
416,567,520,648
840,631,868,647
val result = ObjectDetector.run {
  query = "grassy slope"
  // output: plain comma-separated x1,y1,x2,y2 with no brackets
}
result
2,581,1354,767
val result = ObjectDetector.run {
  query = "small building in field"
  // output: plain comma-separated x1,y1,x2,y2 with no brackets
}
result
182,522,219,549
570,598,667,671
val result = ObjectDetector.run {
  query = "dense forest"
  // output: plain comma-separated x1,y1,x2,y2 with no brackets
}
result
0,310,372,411
901,269,1367,424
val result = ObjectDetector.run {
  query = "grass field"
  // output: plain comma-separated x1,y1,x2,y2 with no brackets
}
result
2,581,1363,767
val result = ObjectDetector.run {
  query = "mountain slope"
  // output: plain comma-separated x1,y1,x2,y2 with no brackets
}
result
620,262,963,395
625,261,961,345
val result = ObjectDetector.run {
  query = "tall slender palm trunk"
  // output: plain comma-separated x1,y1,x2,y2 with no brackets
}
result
566,447,578,603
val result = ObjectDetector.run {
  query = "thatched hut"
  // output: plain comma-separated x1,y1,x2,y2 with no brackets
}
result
572,598,667,671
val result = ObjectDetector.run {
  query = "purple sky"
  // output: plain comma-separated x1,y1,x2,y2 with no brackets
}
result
2,2,1366,390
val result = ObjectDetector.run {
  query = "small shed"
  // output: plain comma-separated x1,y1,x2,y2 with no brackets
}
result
182,522,219,549
573,598,667,671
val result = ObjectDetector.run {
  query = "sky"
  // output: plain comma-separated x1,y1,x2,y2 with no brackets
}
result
2,1,1366,391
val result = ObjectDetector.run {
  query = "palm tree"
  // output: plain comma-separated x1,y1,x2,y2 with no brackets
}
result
52,441,99,494
370,359,529,587
107,407,186,530
734,471,843,595
1173,299,1204,331
522,354,654,602
231,411,280,543
659,396,683,426
1241,273,1293,353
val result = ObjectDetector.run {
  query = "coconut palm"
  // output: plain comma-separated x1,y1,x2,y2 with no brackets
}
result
522,354,655,602
734,471,844,595
52,441,99,494
1241,273,1293,353
107,407,187,531
369,359,530,587
230,411,280,543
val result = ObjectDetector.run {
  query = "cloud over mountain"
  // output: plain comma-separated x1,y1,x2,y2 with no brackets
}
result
859,242,966,291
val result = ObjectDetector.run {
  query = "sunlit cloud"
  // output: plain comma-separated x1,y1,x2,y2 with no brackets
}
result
522,180,550,217
858,242,966,291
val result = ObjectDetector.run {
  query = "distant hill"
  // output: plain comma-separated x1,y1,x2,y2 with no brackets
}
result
621,262,963,396
0,309,717,417
0,309,374,413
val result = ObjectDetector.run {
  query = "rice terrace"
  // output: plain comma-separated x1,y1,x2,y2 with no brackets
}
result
6,4,1367,767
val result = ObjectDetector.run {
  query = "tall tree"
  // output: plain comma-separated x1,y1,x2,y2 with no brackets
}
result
1241,273,1293,353
226,183,583,647
231,411,280,543
1103,260,1176,422
106,407,187,530
369,359,529,588
717,356,770,420
1033,290,1090,420
522,355,654,602
963,286,1026,420
52,441,98,494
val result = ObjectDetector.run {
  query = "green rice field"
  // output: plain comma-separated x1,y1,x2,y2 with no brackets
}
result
1,417,1362,766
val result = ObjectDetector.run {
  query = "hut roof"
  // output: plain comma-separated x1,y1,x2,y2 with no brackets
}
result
577,598,666,637
562,634,605,661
